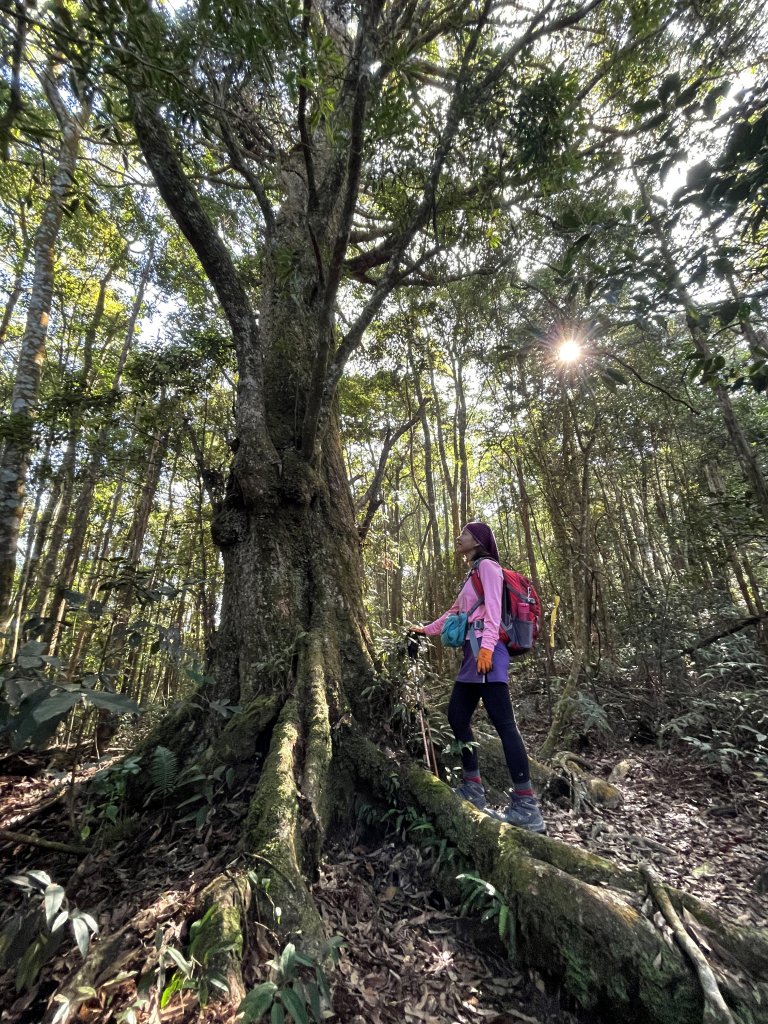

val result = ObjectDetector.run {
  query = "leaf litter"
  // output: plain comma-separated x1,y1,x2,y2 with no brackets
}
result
1,737,766,1023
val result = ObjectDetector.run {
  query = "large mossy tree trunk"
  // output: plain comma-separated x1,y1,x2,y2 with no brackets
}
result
122,42,385,971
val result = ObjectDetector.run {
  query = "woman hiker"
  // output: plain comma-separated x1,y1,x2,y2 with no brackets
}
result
410,522,546,833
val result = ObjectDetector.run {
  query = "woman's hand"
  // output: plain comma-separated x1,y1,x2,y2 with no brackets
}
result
476,648,493,674
407,625,426,634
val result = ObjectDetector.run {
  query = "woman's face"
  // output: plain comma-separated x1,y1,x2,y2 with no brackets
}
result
455,527,480,559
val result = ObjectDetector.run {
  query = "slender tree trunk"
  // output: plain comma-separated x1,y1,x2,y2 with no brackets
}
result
539,405,596,759
430,365,460,560
0,235,33,348
34,262,111,615
451,354,471,525
0,73,90,622
45,249,149,650
413,372,443,595
640,182,768,522
515,455,541,595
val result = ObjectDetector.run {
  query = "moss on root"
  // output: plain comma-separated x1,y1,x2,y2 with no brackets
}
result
190,875,247,1003
340,726,767,1024
208,694,282,765
494,845,700,1023
243,698,325,949
297,633,333,848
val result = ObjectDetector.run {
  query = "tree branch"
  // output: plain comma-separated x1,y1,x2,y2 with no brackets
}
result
357,401,427,543
308,0,495,454
0,0,28,159
128,90,276,492
218,118,276,240
0,827,88,855
603,351,701,415
298,0,319,212
664,613,768,662
301,2,382,459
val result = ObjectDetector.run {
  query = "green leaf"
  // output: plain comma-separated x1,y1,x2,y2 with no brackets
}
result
19,640,47,657
239,982,278,1022
31,691,81,723
305,980,322,1022
293,951,315,969
658,72,681,103
603,366,628,385
280,985,309,1024
164,946,192,976
16,935,46,992
71,916,90,958
52,910,69,932
280,942,296,980
702,83,729,118
498,903,509,939
149,746,179,795
25,870,52,889
50,995,71,1024
84,691,140,716
687,160,713,189
17,656,44,670
44,885,66,929
78,912,98,933
271,1000,285,1024
675,83,698,107
160,971,185,1008
207,972,230,994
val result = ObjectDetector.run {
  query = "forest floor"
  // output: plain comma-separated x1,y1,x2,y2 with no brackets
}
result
1,699,767,1024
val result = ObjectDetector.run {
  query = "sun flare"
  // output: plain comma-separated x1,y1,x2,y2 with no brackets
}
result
558,338,582,363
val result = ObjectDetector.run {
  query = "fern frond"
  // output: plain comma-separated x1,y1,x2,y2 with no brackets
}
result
150,745,179,795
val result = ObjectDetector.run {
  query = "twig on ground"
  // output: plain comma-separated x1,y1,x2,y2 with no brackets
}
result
0,826,88,855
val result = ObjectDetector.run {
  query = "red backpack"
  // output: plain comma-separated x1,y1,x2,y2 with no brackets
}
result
470,562,541,654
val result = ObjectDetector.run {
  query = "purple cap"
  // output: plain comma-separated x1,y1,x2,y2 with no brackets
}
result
464,521,500,562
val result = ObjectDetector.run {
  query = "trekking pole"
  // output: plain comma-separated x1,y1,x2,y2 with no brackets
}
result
417,687,433,772
418,681,439,776
408,632,438,776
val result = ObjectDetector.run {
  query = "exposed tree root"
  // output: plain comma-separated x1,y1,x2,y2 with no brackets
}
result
549,751,624,811
189,872,247,1004
341,726,768,1024
296,632,334,864
206,693,283,766
241,697,325,947
642,864,736,1024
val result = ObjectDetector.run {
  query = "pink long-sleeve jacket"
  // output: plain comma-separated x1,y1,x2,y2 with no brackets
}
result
423,558,503,652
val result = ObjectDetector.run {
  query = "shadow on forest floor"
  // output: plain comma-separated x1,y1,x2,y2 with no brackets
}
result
0,732,766,1024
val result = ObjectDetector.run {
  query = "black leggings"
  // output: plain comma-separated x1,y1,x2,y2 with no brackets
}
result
447,681,530,784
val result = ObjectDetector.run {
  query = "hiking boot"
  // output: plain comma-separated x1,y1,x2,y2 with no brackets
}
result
452,779,487,810
486,794,546,833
